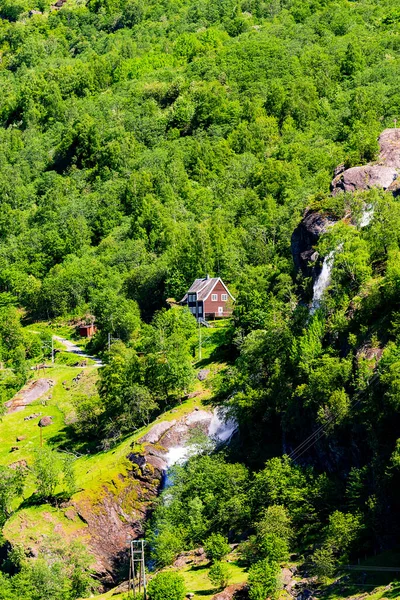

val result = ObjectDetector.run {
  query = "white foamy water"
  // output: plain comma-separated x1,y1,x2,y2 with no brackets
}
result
208,407,238,444
166,445,189,467
310,250,335,314
359,204,374,228
162,408,238,489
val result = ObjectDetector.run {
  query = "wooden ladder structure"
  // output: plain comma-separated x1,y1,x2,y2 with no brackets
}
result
128,539,147,599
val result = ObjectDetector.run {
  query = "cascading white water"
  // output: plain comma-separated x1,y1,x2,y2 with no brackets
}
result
165,409,237,467
310,201,373,314
359,203,374,228
163,408,238,488
208,407,238,444
310,250,335,314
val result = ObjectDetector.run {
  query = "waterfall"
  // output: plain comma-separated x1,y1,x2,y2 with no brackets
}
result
309,203,374,314
359,204,374,228
208,407,238,444
162,408,238,488
310,250,335,314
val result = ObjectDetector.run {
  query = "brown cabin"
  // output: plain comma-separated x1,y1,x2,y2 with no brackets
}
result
79,324,96,338
180,276,235,321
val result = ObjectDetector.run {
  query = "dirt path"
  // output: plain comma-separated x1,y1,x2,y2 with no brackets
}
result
54,336,103,367
5,379,54,413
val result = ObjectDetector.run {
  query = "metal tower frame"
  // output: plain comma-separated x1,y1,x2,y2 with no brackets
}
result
128,539,147,599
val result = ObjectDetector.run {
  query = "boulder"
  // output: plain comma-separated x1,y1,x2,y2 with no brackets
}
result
378,128,400,169
64,508,78,521
127,453,147,469
211,583,247,600
38,416,53,427
331,165,398,194
281,567,294,587
139,420,176,444
197,369,210,381
16,435,26,442
9,460,28,470
24,412,42,421
291,210,337,276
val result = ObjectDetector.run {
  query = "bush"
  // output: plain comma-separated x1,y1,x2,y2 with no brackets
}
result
147,572,186,600
208,561,230,590
310,546,336,581
204,533,231,562
248,559,279,600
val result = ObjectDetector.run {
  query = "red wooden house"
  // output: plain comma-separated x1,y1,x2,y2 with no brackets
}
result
180,276,235,320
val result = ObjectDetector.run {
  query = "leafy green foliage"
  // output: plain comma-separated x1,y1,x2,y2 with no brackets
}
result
247,559,279,600
1,0,400,586
147,572,186,600
204,534,231,562
0,537,96,600
208,561,230,590
32,447,76,501
0,466,25,526
310,546,336,581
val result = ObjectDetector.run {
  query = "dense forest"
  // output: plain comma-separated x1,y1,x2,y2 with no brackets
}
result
2,0,400,596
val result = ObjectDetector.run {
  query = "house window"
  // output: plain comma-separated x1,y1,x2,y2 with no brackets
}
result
218,306,224,314
190,307,196,314
211,294,218,301
198,305,203,314
188,294,196,303
221,294,228,301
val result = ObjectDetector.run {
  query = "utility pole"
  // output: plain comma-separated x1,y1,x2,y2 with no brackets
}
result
198,320,202,361
108,332,120,352
128,539,147,599
42,336,54,364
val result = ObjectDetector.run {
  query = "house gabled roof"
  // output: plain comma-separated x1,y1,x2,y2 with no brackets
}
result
180,277,235,303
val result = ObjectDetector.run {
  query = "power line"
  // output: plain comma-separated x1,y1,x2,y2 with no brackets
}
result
289,373,379,463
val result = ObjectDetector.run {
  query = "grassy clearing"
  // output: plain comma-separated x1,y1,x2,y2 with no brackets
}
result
4,503,89,548
2,340,207,552
0,364,98,466
320,582,400,600
180,559,247,600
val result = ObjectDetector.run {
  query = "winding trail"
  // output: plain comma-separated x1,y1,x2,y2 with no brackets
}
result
54,336,103,367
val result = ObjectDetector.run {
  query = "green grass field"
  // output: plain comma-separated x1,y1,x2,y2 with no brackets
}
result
181,559,247,599
1,324,209,564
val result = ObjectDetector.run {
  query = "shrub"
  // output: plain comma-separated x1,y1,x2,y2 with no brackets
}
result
147,572,186,600
248,559,279,600
310,546,336,581
204,533,231,562
208,561,230,590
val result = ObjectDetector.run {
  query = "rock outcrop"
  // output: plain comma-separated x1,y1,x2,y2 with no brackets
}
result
331,165,397,194
293,129,400,276
331,128,400,194
72,409,216,582
211,584,248,600
378,128,400,168
5,379,54,413
291,210,337,276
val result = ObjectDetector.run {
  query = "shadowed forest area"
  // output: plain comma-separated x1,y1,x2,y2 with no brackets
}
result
2,0,400,597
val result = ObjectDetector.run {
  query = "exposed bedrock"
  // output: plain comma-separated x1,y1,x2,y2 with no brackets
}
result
73,408,233,583
331,164,398,194
291,210,337,277
331,128,400,195
292,129,400,276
